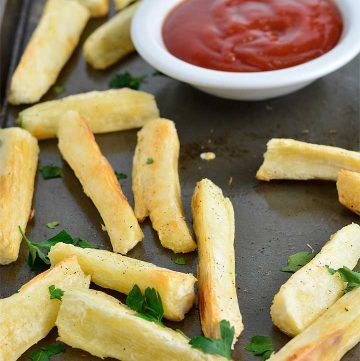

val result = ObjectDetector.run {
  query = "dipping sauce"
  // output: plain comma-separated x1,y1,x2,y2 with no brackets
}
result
162,0,343,72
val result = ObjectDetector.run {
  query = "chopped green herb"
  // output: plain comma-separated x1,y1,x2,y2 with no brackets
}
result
46,221,59,229
281,251,315,273
115,171,127,180
126,284,164,324
49,285,64,301
109,71,146,90
54,85,65,95
190,320,234,360
146,158,154,165
29,343,65,361
327,265,360,293
175,257,186,265
245,336,274,360
20,226,98,271
152,70,166,76
40,165,62,180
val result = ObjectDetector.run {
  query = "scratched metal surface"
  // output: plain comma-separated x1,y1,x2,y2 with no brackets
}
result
1,1,359,360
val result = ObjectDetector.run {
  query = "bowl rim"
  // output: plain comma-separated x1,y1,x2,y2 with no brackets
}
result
132,0,360,89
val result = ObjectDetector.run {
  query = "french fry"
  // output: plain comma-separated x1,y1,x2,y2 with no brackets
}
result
57,111,143,254
132,118,196,253
18,88,159,140
49,242,196,321
114,0,137,11
56,289,226,361
8,0,90,105
83,1,140,69
0,256,90,361
269,287,360,361
337,170,360,215
191,179,243,344
0,128,39,265
271,223,360,337
256,139,360,181
75,0,109,17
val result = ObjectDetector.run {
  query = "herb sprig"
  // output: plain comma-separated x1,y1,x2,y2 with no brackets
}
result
109,71,146,90
29,344,65,361
281,251,315,273
49,285,64,301
40,165,62,180
327,265,360,293
245,336,274,360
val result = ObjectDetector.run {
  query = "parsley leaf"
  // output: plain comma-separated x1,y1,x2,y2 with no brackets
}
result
46,221,59,229
54,85,65,95
40,165,62,180
190,320,234,359
175,257,186,265
245,336,274,360
20,226,98,271
146,158,154,164
109,71,146,90
49,285,64,300
327,265,360,293
281,251,315,273
29,343,65,361
126,285,164,324
115,171,127,180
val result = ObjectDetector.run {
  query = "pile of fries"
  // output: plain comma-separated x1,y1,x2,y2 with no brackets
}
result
1,1,360,361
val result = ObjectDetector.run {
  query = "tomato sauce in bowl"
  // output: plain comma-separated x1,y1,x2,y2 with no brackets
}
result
162,0,343,72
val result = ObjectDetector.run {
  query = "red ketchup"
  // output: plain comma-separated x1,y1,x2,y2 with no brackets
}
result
162,0,343,72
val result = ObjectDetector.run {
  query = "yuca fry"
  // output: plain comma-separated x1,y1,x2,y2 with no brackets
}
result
18,88,159,140
49,242,196,321
132,118,196,253
256,138,360,181
56,289,226,361
269,287,360,361
75,0,109,17
271,223,360,337
191,179,243,344
8,0,90,105
337,170,360,215
83,2,140,69
0,128,39,265
57,111,143,254
0,256,90,361
114,0,137,11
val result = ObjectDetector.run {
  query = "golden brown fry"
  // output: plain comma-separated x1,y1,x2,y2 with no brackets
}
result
0,128,39,265
132,118,196,253
337,170,360,215
75,0,109,17
271,223,360,337
49,242,196,321
18,88,159,140
57,111,143,254
56,289,226,361
83,2,140,69
0,256,90,361
8,0,90,105
256,139,360,181
191,179,243,344
269,287,360,361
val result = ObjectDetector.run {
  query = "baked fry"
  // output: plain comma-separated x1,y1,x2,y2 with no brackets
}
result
0,256,90,361
256,139,360,181
271,223,360,337
132,118,196,253
56,289,226,361
57,111,143,254
49,242,196,321
8,0,90,105
83,2,140,69
114,0,137,11
75,0,109,17
0,128,39,265
337,170,360,215
269,287,360,361
191,179,243,344
18,88,159,140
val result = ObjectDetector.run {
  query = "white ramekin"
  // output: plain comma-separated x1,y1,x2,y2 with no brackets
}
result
132,0,360,100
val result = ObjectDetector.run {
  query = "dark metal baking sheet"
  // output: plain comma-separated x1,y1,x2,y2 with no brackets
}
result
1,1,359,360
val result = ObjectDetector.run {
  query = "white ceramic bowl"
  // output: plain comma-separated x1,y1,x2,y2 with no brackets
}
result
132,0,360,101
